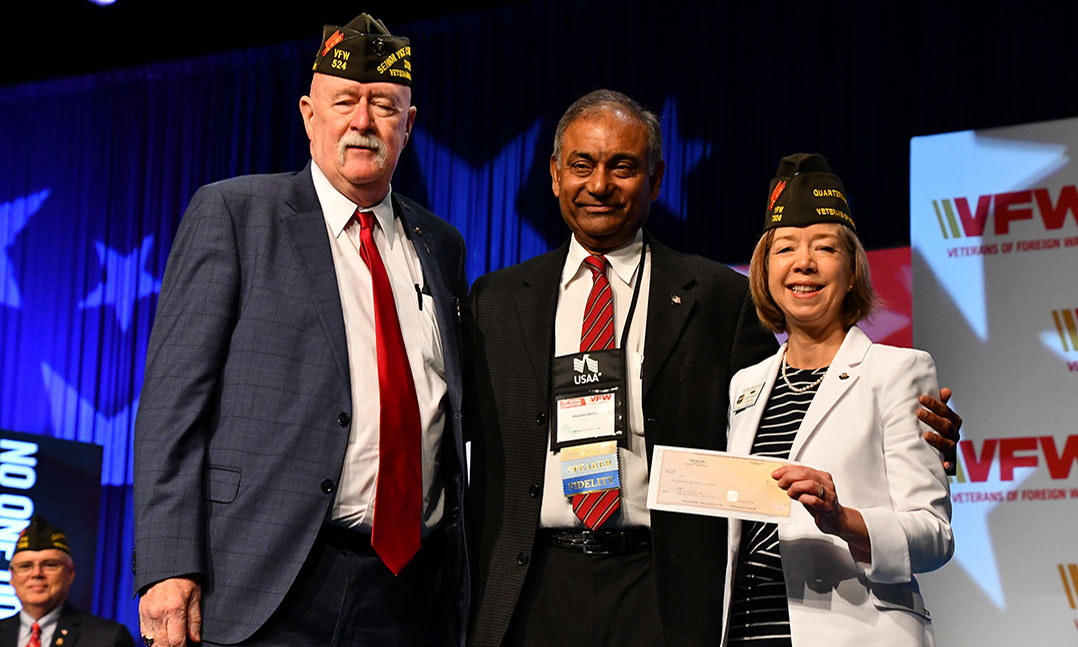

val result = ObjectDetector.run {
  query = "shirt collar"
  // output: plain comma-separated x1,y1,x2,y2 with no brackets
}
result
20,602,62,630
563,230,645,289
310,159,397,244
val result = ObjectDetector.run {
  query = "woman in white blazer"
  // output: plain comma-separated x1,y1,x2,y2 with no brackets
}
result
721,154,953,647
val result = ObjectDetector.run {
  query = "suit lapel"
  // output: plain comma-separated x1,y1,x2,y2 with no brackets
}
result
641,236,696,399
52,602,81,647
281,165,350,386
515,242,568,403
729,348,783,455
788,326,872,461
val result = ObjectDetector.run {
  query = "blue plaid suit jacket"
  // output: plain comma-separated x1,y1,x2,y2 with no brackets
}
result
133,164,469,644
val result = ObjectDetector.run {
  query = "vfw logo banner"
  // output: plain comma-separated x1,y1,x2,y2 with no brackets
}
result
911,116,1078,645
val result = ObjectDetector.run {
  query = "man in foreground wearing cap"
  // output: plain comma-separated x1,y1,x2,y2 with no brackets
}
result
464,90,962,646
0,516,134,647
134,13,467,647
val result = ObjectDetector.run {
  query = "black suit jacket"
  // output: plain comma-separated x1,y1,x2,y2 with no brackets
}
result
465,235,776,646
0,602,134,647
134,165,470,643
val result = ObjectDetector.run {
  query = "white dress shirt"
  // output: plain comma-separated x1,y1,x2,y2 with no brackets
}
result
311,161,447,533
539,230,652,529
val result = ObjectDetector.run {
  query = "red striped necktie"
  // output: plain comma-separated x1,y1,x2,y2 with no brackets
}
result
27,622,40,647
356,210,422,575
572,254,621,529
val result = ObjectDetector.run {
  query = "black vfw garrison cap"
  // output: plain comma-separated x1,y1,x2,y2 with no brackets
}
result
14,515,70,554
312,13,412,86
764,153,854,231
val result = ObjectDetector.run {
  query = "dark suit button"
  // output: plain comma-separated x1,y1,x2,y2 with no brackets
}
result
337,412,350,427
529,484,540,497
320,479,335,494
535,412,546,425
517,552,529,565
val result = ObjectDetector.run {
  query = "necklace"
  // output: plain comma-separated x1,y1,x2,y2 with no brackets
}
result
781,350,826,394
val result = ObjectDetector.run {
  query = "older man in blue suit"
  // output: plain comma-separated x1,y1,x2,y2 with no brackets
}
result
133,13,468,647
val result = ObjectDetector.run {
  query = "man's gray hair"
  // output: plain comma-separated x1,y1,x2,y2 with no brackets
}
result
552,89,663,174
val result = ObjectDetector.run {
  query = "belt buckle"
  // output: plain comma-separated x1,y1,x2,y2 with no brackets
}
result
579,530,617,556
581,542,612,556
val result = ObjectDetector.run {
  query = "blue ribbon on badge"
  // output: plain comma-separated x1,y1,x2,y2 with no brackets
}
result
560,441,621,496
563,470,620,496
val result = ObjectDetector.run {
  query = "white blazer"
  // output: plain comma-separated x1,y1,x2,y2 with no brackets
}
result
722,326,953,647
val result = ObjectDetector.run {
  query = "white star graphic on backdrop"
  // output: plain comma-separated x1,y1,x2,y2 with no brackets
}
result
1039,328,1078,362
0,189,50,308
40,362,134,487
656,97,711,220
947,461,1036,608
78,236,162,332
911,131,1066,340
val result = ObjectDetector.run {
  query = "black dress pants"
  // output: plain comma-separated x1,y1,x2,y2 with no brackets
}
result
502,539,663,647
209,524,450,647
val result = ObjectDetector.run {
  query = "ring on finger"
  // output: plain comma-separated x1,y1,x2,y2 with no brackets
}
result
142,635,155,647
818,484,825,498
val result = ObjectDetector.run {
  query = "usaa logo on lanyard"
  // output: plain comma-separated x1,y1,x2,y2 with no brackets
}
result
573,353,601,384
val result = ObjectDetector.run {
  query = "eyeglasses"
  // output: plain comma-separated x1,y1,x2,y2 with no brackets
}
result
9,560,68,575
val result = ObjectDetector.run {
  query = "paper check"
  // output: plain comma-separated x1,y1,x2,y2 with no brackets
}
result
647,445,793,523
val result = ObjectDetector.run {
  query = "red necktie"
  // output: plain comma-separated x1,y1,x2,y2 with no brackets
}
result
27,622,40,647
572,254,621,529
356,210,422,574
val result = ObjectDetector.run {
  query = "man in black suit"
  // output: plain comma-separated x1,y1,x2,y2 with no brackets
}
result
465,90,962,646
466,88,778,646
134,12,468,647
0,516,133,647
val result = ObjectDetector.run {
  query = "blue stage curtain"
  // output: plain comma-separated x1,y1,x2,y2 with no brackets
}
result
0,42,313,632
3,0,1078,637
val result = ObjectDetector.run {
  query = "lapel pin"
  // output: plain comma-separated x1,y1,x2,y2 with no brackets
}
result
413,225,422,236
671,295,681,305
57,640,64,645
839,372,849,380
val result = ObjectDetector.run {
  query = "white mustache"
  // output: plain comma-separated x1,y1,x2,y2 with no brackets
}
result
337,132,388,167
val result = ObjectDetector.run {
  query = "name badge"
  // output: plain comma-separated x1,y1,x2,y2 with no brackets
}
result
560,441,620,497
556,392,616,443
732,383,764,413
550,348,627,451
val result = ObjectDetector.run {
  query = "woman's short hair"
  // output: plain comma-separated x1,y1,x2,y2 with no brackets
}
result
747,225,879,334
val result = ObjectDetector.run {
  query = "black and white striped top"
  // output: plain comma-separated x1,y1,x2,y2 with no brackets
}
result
726,365,827,647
